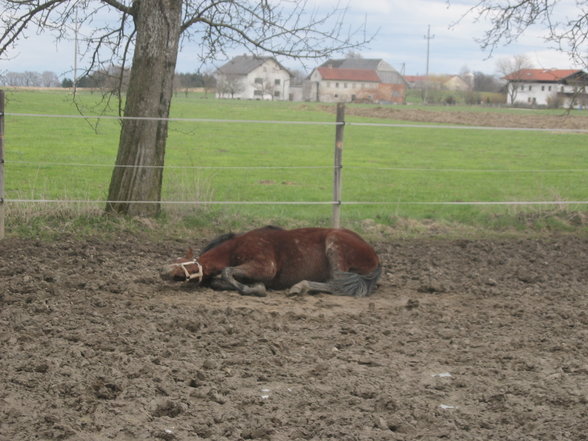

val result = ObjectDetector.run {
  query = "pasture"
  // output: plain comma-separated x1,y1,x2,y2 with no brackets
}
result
3,88,588,235
1,90,587,440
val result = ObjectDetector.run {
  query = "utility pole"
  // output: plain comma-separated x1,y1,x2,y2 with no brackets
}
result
73,7,79,92
424,25,435,104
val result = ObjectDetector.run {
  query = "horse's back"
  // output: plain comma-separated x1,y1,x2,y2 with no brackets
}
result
230,227,328,289
326,228,380,272
250,227,379,288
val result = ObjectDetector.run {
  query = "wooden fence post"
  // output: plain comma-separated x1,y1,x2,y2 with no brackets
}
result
332,103,345,228
0,90,4,240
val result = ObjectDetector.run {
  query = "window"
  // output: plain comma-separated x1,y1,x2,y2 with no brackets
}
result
254,90,263,96
274,79,281,86
528,85,532,91
274,91,280,97
548,86,552,91
520,85,525,91
541,86,545,91
336,82,340,88
254,77,263,84
344,83,348,88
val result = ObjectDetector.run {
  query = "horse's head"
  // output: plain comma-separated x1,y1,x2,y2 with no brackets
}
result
160,248,204,283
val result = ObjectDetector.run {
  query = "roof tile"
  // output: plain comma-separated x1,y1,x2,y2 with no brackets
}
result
317,67,380,82
504,69,581,82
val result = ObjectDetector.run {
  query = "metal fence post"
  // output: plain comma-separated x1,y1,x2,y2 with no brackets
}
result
332,103,345,228
0,90,4,240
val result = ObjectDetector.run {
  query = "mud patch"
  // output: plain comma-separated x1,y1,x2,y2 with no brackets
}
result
1,233,587,440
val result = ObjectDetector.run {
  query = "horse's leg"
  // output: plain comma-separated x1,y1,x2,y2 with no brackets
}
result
221,265,270,297
289,232,380,297
208,276,239,291
288,280,337,296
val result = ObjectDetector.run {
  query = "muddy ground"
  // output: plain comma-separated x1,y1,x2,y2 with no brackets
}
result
337,105,588,130
1,232,587,441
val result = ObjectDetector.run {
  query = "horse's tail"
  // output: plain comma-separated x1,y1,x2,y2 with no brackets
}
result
333,265,382,297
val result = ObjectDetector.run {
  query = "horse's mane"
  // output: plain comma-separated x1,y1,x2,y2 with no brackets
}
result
200,232,237,254
200,225,283,255
260,225,283,231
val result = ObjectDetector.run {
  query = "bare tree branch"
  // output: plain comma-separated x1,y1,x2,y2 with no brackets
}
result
458,0,588,67
0,0,64,54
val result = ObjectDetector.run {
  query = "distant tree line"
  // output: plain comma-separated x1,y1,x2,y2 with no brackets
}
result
2,66,503,102
0,70,61,87
1,67,216,91
472,71,504,93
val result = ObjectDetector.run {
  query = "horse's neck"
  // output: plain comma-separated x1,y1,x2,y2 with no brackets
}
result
199,242,235,276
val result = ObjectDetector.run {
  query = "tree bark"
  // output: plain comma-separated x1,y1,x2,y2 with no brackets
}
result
105,0,182,217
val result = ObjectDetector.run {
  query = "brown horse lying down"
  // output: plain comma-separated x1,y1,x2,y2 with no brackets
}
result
161,226,381,297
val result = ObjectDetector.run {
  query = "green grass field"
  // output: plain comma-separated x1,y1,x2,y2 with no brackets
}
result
2,88,588,236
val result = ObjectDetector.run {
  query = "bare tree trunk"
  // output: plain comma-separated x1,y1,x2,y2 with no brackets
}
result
106,0,182,217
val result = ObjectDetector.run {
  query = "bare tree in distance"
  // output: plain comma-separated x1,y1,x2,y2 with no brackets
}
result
460,0,588,67
216,74,246,99
496,54,534,104
0,0,371,216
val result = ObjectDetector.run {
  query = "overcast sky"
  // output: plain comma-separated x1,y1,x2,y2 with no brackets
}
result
0,0,584,79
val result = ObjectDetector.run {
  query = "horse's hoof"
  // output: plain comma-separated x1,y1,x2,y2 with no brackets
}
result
242,283,267,297
288,281,308,296
242,290,267,297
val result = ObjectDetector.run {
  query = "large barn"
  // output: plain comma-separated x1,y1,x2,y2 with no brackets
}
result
305,58,407,104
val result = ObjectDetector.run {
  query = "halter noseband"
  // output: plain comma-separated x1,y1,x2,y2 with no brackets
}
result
176,259,203,283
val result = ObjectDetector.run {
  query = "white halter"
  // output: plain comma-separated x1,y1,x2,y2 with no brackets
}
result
177,259,203,283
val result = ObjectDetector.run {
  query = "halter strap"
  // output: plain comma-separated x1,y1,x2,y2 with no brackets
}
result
178,259,203,283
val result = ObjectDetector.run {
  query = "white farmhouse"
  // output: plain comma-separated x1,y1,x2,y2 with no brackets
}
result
215,55,292,100
504,69,588,108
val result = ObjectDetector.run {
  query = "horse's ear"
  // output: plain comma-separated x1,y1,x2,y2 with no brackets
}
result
185,247,194,259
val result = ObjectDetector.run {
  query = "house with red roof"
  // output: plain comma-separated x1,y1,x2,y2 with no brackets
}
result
305,59,407,103
503,69,588,108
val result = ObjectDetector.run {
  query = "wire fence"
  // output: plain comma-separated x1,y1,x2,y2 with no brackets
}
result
1,97,588,238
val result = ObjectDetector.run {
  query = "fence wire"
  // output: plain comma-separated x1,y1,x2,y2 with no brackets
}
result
2,111,587,207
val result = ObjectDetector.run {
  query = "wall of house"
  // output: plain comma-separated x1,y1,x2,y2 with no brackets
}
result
508,82,559,106
444,76,470,92
243,61,291,100
507,81,587,107
305,75,379,102
307,81,405,103
216,60,291,100
215,75,247,100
